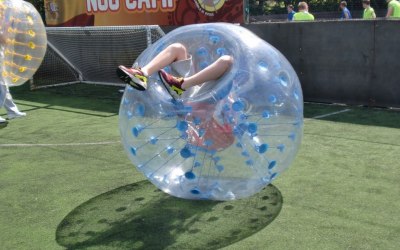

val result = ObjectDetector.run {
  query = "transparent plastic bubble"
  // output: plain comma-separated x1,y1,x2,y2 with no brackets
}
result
119,23,303,200
0,0,47,87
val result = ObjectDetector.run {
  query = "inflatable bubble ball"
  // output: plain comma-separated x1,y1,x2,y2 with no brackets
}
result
119,23,303,200
0,0,47,87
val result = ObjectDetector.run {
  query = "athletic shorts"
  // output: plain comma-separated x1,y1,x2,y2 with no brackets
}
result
170,55,193,77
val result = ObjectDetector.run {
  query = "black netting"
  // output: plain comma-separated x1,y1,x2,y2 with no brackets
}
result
32,26,165,88
32,45,80,88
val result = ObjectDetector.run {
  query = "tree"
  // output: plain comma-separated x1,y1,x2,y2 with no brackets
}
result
249,0,267,15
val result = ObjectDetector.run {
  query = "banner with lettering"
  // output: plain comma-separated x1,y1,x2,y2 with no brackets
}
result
44,0,245,26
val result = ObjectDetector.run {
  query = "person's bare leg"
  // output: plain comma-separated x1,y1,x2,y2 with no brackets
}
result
182,55,233,90
141,43,188,76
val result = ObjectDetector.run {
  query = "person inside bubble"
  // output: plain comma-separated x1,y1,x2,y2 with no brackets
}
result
0,22,27,124
117,43,233,99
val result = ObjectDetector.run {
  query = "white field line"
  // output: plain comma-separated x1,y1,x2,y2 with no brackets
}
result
0,141,120,148
311,109,352,119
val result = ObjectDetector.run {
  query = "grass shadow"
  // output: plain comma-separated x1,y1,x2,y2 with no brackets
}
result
0,121,8,129
10,83,123,116
56,180,283,250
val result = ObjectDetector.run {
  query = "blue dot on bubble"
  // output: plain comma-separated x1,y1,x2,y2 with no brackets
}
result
132,125,144,137
216,47,227,56
294,90,300,100
135,103,145,117
232,100,245,111
194,162,202,168
268,160,277,169
258,61,268,71
240,114,248,120
177,121,188,131
193,117,202,125
248,123,258,133
228,115,235,124
180,148,192,158
185,171,196,180
197,47,208,56
223,104,230,111
268,95,277,103
166,146,174,155
126,110,133,119
257,144,268,154
180,132,188,140
132,128,138,137
262,110,270,118
198,128,206,137
150,136,158,145
246,159,254,166
242,151,250,157
191,189,201,195
262,176,269,183
130,147,137,156
216,165,224,172
278,72,289,87
209,35,221,44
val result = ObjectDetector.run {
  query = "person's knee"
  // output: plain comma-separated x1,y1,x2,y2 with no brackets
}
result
169,43,187,60
219,55,233,68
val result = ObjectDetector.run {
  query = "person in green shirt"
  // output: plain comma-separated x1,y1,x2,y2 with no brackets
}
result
363,0,376,19
293,2,315,21
386,0,400,18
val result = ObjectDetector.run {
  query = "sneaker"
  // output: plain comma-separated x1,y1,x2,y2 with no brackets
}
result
116,65,147,91
158,69,185,99
0,117,7,128
0,116,7,123
8,111,26,120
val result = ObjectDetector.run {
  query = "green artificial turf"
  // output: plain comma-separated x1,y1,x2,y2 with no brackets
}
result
0,84,399,250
